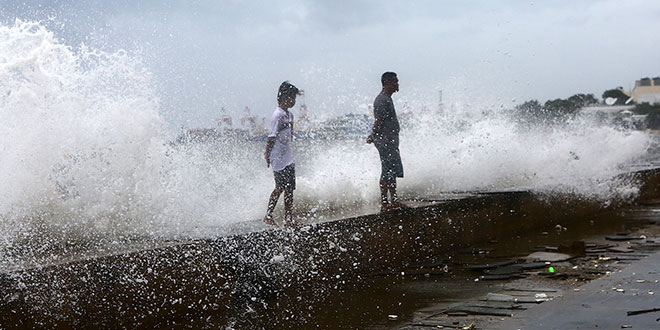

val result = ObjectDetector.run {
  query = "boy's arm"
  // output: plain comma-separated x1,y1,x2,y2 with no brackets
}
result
264,137,275,167
265,111,279,167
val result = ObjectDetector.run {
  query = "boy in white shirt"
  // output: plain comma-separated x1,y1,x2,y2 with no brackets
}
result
263,81,303,227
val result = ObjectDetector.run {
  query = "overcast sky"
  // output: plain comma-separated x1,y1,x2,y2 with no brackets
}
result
2,0,659,127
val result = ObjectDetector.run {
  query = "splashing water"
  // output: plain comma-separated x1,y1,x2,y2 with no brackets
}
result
0,21,652,269
400,112,649,199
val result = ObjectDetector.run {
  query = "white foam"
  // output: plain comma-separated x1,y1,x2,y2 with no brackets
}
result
0,22,653,262
295,113,649,209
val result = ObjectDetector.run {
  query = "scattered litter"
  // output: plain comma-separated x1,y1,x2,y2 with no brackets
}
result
539,271,567,279
599,256,641,261
486,293,517,302
480,274,525,281
608,246,634,253
521,262,547,270
504,287,557,293
447,306,513,317
467,302,526,310
387,314,398,320
629,306,660,315
525,251,572,262
486,293,550,304
465,260,516,271
484,265,524,275
411,319,459,327
447,311,468,317
606,235,643,241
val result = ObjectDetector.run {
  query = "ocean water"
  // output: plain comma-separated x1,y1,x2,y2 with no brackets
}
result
0,21,653,270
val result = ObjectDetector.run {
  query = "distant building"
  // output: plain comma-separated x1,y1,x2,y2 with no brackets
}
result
316,113,372,139
239,106,258,134
216,107,233,131
631,77,660,104
296,103,312,133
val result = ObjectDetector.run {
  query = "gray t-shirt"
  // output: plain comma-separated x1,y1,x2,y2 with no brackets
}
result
373,93,400,142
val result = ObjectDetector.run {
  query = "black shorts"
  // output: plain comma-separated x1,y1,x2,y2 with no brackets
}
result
375,138,404,181
274,163,296,191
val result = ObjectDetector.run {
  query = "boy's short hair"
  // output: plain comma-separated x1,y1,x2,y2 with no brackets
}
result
277,81,300,103
381,72,397,86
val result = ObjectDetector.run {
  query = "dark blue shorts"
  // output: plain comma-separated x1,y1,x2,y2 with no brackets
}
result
274,163,296,191
375,139,403,181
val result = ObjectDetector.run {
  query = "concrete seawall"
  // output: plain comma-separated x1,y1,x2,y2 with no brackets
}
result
2,168,659,328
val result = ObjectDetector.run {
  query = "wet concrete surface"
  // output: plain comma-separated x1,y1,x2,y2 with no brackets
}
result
2,169,660,329
224,202,660,329
396,204,660,330
493,249,660,330
0,205,657,329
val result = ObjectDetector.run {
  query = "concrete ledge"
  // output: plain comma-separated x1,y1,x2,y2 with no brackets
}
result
2,167,659,328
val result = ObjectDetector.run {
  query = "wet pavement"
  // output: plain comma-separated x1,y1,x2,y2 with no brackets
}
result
397,203,660,330
494,249,660,330
3,169,660,329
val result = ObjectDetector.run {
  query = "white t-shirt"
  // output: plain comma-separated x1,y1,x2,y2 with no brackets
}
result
268,107,294,171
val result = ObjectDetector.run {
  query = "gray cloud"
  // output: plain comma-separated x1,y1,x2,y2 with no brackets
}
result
2,0,659,128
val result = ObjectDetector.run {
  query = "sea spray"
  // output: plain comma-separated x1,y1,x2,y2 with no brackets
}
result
0,20,171,267
0,21,272,248
0,21,653,270
399,112,649,199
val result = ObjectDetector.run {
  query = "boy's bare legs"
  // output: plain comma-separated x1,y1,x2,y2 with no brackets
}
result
264,187,283,226
283,190,301,227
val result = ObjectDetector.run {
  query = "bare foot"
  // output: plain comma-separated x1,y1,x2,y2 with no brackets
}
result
389,202,410,210
263,215,278,226
284,218,303,229
380,203,391,213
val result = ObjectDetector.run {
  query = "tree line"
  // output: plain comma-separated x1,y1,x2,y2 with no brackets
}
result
513,88,660,129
